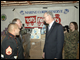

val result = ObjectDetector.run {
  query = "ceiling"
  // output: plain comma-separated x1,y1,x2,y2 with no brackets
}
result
1,1,79,7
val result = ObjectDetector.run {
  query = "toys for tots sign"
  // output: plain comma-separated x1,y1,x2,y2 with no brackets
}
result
14,8,76,29
25,14,61,28
25,16,44,28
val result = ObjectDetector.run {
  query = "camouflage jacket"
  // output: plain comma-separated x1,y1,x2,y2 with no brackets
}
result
64,30,79,51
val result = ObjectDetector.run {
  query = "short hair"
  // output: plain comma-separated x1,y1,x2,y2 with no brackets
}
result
70,22,78,30
45,11,53,18
8,23,18,32
12,18,20,23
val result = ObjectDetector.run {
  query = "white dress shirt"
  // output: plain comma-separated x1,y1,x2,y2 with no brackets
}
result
48,20,55,30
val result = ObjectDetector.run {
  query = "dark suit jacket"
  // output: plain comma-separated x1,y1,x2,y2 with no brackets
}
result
43,21,64,59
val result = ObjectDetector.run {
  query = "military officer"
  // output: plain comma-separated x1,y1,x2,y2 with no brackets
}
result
1,23,24,59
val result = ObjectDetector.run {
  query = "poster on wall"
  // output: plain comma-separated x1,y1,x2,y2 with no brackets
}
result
13,7,76,39
1,5,79,39
14,7,75,29
25,16,44,28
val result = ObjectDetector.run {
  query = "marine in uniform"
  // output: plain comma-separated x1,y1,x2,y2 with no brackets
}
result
64,30,79,59
1,23,24,59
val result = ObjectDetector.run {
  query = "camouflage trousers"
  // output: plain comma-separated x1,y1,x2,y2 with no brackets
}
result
64,50,77,59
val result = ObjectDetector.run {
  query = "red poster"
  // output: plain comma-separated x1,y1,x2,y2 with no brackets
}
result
25,16,44,28
25,16,36,28
37,17,44,28
53,14,62,25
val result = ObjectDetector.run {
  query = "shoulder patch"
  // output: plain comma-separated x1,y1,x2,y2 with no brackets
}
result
6,46,12,55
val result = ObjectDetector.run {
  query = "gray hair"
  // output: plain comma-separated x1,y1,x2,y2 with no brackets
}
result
12,18,19,23
45,11,53,18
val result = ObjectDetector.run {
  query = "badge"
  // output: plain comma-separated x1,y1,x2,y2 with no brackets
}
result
1,14,7,21
6,46,12,55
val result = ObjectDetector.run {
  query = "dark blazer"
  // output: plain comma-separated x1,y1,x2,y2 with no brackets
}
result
43,21,64,59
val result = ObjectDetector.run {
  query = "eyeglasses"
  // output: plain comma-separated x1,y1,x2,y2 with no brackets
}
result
43,15,49,19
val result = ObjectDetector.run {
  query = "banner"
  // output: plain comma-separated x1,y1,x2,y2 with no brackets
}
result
1,5,79,39
14,7,75,28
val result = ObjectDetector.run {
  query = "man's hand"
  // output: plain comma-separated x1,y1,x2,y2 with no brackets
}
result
42,52,45,59
64,30,67,33
54,58,57,59
23,52,25,57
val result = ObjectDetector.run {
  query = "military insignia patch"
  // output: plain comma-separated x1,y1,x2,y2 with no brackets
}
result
6,46,12,55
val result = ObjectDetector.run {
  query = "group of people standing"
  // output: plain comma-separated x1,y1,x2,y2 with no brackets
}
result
1,11,79,59
1,18,25,59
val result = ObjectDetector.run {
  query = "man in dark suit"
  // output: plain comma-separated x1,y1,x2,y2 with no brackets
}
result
42,11,64,59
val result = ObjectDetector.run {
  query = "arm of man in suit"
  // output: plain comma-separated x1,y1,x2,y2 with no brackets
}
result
55,24,64,59
42,35,46,59
42,39,45,59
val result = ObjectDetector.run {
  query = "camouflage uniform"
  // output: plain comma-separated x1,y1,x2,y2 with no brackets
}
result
64,30,79,59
